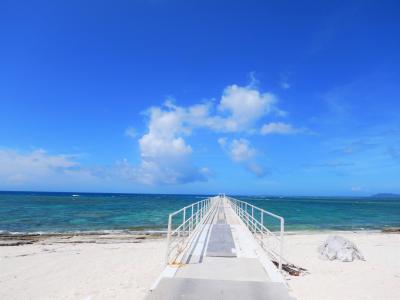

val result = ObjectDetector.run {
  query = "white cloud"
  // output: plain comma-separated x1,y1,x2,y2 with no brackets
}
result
217,85,277,132
134,104,208,185
131,82,293,184
218,138,266,177
226,138,256,162
131,83,284,185
0,149,80,185
260,122,300,135
0,148,153,191
130,82,293,185
141,83,284,135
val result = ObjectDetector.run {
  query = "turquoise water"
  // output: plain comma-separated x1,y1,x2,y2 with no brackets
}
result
0,192,399,234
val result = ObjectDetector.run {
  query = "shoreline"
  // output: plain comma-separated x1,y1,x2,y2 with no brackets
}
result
1,226,398,239
1,228,398,248
0,231,165,247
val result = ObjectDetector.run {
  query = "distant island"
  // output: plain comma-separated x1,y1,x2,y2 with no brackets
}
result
371,193,400,198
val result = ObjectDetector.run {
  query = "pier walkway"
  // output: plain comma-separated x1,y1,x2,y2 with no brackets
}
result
147,195,295,300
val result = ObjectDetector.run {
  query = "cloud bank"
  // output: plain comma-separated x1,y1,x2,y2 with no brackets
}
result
0,149,101,189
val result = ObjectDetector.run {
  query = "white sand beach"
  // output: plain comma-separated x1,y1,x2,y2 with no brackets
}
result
0,232,399,300
0,234,166,300
284,231,400,300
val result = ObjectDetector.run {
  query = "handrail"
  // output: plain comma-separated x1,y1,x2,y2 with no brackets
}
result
165,196,219,265
226,196,285,272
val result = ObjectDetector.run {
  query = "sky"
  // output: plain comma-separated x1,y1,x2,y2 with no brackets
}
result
0,0,399,195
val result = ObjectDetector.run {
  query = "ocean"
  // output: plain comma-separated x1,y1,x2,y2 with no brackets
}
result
1,191,399,234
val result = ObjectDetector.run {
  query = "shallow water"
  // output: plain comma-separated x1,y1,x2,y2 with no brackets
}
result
0,192,399,234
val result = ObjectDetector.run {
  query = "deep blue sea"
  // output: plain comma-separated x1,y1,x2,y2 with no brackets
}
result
0,192,399,234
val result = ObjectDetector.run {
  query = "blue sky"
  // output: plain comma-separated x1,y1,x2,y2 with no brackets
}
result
0,0,399,195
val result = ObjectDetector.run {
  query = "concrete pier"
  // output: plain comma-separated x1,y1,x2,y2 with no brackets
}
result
147,196,295,300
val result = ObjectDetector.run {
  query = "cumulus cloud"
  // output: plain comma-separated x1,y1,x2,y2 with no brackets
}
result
217,85,278,132
130,81,296,184
131,83,285,184
219,138,256,162
260,122,301,135
218,138,266,177
134,104,208,185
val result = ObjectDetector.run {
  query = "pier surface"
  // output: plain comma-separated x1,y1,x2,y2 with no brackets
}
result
147,197,295,300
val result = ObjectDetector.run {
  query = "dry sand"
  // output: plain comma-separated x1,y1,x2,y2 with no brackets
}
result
0,234,166,300
0,231,399,300
285,231,400,300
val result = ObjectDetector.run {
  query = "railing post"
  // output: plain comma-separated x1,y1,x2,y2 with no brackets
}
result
251,205,255,233
260,211,264,238
196,202,199,224
246,203,249,227
165,214,172,265
191,205,194,233
183,207,186,235
245,203,247,226
199,201,202,221
279,218,284,272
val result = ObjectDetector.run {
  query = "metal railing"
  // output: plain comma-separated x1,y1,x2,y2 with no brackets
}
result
165,196,219,265
226,196,285,271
